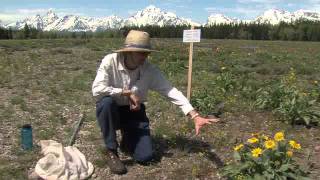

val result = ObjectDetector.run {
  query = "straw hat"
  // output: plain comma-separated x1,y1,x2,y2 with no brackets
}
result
114,30,157,52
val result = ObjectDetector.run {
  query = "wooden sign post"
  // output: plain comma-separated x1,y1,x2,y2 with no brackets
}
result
183,27,201,100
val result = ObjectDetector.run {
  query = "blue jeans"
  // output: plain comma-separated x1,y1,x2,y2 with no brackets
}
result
96,96,153,162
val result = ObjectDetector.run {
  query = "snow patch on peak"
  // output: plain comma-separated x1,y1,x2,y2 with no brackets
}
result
255,9,293,24
207,14,239,25
254,9,320,25
293,9,320,21
124,5,198,27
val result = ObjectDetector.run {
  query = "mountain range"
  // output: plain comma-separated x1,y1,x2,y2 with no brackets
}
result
2,5,320,32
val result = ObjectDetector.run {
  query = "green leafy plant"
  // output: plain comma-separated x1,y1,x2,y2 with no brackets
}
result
222,132,310,180
213,67,237,95
255,69,320,126
191,88,220,115
191,67,237,115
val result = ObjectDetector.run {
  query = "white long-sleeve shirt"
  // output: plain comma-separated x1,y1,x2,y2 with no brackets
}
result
92,53,194,115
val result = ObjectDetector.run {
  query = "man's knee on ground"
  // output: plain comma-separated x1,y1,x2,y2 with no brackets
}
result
133,152,153,163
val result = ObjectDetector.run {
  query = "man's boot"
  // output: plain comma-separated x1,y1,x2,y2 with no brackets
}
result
105,149,127,174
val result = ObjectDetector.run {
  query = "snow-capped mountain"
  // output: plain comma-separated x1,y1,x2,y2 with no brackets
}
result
254,9,320,25
207,14,240,25
4,5,199,31
7,14,44,30
124,5,199,27
41,10,60,30
254,9,294,25
6,10,124,32
2,6,320,31
93,15,124,31
293,9,320,22
207,9,320,25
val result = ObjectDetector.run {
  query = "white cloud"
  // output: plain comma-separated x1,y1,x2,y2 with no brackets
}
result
205,5,272,20
0,8,51,24
16,8,49,14
308,0,320,3
0,14,22,24
309,5,320,11
127,9,138,16
294,0,320,11
287,3,296,7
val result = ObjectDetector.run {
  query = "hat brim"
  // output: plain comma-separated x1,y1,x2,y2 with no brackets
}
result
114,47,158,53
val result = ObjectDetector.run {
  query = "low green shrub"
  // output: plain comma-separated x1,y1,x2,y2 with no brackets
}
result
191,88,220,115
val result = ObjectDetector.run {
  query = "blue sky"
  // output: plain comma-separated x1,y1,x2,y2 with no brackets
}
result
1,0,319,24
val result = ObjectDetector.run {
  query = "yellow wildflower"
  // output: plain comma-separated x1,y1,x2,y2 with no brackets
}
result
264,140,276,149
314,80,318,84
287,151,293,157
234,144,244,151
221,67,226,70
289,140,301,149
262,134,269,140
251,148,263,157
247,137,259,144
274,132,285,142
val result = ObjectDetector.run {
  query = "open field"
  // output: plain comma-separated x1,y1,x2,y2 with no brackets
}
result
0,38,319,179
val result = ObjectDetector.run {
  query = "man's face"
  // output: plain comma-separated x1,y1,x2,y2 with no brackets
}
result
130,52,150,66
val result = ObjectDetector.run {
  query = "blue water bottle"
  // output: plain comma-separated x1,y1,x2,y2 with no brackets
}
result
21,124,33,150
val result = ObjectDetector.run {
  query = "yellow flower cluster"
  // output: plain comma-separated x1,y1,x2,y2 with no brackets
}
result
233,132,302,158
289,140,301,149
285,68,297,84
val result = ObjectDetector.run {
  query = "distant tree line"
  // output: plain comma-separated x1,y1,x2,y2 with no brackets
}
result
0,20,320,41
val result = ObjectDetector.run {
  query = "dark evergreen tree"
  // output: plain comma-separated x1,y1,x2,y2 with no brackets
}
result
8,28,13,39
24,24,30,39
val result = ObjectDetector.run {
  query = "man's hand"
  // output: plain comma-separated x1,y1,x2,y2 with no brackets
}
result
121,89,132,97
121,89,141,111
129,93,141,111
194,115,220,135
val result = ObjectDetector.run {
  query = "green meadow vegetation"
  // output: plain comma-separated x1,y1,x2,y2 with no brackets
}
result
0,38,319,179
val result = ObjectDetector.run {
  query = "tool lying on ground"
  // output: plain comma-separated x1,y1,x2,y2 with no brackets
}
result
68,112,86,146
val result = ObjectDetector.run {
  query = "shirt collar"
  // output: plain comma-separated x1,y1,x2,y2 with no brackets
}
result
117,53,126,71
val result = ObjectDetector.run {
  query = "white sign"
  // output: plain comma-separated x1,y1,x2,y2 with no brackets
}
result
183,29,201,42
